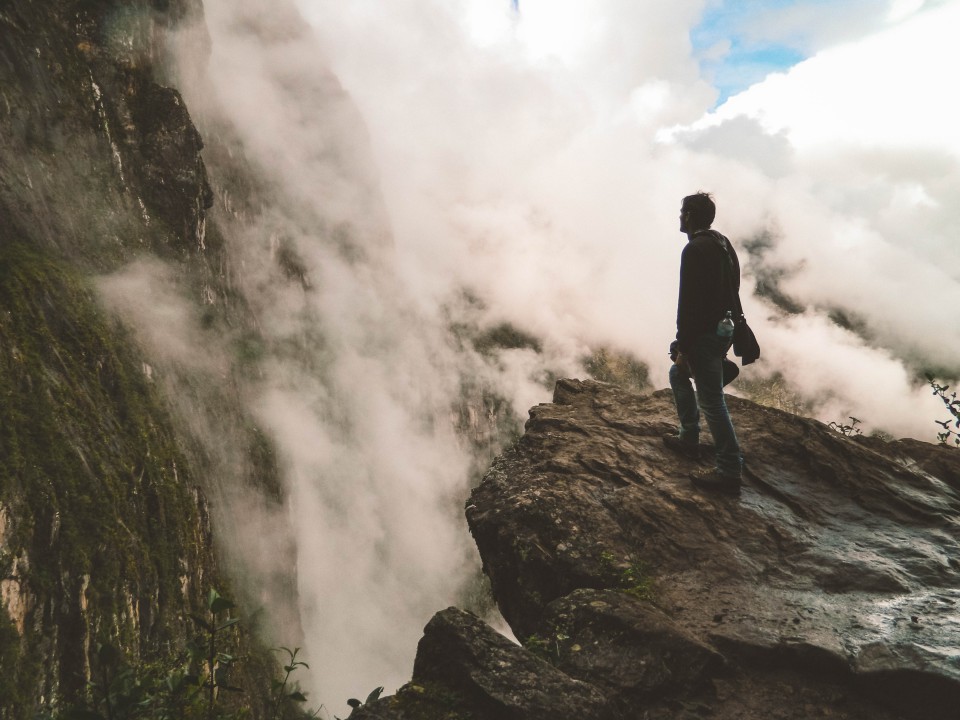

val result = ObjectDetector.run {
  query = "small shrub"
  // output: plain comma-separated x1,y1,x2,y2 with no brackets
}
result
269,647,312,720
600,551,655,600
59,590,321,720
337,687,384,719
829,417,863,437
926,375,960,447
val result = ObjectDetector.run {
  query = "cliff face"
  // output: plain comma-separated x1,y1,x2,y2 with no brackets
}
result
0,0,211,263
0,238,214,712
355,379,960,720
0,1,269,715
2,0,520,712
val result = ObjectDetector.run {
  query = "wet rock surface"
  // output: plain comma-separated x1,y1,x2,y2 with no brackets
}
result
460,378,960,719
352,378,960,719
350,606,614,720
535,588,724,706
413,607,615,720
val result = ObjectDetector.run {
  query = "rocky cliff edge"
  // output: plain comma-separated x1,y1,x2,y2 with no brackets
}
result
355,379,960,720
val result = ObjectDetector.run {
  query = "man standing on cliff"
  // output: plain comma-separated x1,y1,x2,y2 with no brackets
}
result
663,192,743,495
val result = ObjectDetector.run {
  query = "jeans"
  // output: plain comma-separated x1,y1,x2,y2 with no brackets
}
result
669,332,743,479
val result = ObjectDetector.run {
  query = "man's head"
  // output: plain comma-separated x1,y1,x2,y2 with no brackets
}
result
680,192,715,234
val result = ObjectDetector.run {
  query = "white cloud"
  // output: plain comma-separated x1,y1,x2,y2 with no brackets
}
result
733,0,910,54
667,1,960,377
690,2,960,154
887,0,927,22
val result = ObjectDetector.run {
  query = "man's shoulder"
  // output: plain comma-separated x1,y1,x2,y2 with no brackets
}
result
686,231,724,254
692,229,736,255
691,229,726,243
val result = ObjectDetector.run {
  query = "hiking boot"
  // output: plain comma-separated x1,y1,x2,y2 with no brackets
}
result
662,433,701,460
690,468,741,496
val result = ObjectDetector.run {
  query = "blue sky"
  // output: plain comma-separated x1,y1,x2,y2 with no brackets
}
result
692,3,807,104
503,0,905,106
690,0,902,104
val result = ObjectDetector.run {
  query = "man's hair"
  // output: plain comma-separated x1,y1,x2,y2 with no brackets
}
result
682,192,716,229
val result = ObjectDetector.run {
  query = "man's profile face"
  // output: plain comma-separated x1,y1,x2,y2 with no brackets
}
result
679,204,690,234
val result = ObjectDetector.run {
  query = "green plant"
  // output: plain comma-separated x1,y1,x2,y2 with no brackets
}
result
829,417,863,437
926,375,960,447
58,589,321,720
599,551,655,600
189,589,243,719
63,589,243,720
66,642,205,720
522,634,552,660
523,612,576,663
269,647,311,720
336,687,384,719
70,643,149,720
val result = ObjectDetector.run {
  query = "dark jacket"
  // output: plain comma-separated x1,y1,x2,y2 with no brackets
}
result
676,229,740,353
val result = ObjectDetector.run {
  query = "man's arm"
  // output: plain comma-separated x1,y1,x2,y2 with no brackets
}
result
675,241,706,353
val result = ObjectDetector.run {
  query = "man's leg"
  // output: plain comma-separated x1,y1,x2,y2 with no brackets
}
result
669,361,700,443
691,335,743,479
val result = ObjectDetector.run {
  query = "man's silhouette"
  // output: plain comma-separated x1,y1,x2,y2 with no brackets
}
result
664,192,743,494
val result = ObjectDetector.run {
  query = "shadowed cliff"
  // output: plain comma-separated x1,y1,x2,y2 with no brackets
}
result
353,379,960,720
0,1,285,716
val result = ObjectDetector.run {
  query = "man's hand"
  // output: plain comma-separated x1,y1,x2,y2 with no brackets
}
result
674,351,693,377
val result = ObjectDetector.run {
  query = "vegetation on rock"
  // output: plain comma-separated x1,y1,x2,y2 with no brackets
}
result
0,238,215,715
927,375,960,447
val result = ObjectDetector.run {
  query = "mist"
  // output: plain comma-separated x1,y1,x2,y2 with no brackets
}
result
291,0,959,430
114,0,960,714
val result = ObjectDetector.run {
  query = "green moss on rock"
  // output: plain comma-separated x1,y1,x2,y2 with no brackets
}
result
0,238,213,714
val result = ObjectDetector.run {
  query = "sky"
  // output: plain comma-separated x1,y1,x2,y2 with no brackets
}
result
690,0,923,103
153,0,960,714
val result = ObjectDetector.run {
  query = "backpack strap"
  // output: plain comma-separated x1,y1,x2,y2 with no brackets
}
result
693,230,742,317
694,231,760,364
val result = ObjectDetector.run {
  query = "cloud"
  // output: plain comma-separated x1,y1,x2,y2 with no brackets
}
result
96,257,225,373
691,2,960,154
670,1,960,377
672,115,795,177
735,0,891,53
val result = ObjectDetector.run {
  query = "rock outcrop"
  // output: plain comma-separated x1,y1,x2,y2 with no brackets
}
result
358,379,960,720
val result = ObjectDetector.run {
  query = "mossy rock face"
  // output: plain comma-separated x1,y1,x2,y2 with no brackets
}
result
349,681,478,720
0,238,214,714
0,0,211,265
0,1,285,716
535,589,724,706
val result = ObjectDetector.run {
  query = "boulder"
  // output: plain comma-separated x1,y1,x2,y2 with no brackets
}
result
351,606,613,720
536,588,724,704
465,379,960,719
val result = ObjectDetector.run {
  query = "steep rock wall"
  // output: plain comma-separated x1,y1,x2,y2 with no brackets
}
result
0,1,278,715
0,235,215,713
0,0,211,263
